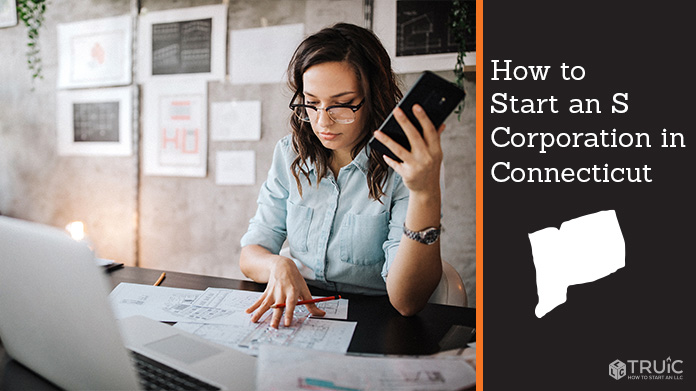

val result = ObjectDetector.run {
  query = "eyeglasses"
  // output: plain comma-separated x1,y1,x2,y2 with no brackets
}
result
289,90,365,124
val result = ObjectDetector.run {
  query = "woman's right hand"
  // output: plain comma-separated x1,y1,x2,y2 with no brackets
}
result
245,255,325,328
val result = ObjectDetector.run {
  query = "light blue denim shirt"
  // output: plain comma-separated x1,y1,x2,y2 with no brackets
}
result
240,135,409,295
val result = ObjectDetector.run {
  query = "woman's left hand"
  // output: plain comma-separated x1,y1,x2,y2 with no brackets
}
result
372,104,445,194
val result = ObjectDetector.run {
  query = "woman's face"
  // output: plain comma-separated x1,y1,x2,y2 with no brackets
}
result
301,61,366,159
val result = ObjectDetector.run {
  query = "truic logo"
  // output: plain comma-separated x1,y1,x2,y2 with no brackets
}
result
609,360,626,380
609,357,684,381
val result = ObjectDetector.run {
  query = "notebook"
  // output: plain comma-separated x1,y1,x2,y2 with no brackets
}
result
0,216,255,390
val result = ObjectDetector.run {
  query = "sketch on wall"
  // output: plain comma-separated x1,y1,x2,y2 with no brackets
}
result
395,0,459,57
138,4,227,82
0,0,17,28
216,151,256,186
372,0,475,74
229,23,305,85
57,15,132,89
210,101,262,141
56,87,133,156
151,18,212,75
142,80,208,177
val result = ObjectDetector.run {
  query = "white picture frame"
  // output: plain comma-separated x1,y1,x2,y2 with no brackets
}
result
142,79,208,177
372,0,475,74
138,4,227,82
0,0,17,28
56,87,134,156
57,15,133,89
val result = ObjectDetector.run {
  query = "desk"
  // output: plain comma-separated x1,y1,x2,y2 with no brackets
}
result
1,267,475,390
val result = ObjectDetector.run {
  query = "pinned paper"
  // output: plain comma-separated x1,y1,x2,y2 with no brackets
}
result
216,150,255,185
229,24,305,85
210,101,261,141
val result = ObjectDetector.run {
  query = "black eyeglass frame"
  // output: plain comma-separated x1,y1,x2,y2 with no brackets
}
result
288,90,365,124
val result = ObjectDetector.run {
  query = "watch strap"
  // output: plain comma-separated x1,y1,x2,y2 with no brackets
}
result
403,223,441,245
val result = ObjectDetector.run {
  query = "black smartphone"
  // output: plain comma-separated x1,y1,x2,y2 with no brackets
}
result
369,71,465,162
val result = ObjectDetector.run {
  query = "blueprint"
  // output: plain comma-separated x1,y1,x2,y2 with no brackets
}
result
192,287,349,320
109,283,204,322
109,283,355,355
256,345,476,391
109,283,348,324
175,315,356,356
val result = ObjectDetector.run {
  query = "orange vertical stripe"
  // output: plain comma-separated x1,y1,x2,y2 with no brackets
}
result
476,0,483,389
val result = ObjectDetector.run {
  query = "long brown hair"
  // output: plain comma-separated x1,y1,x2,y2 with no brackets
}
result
287,23,402,201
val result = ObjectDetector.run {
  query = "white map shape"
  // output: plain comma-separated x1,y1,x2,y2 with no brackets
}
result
529,210,625,318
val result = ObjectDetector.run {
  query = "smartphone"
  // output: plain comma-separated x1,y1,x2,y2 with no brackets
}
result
369,71,465,162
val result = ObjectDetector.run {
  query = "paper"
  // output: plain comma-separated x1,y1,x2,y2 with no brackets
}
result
179,286,354,356
57,15,132,88
256,345,476,391
190,287,349,320
176,316,356,356
210,101,261,141
109,284,354,356
137,4,227,82
215,151,256,186
56,87,133,156
109,283,204,322
142,79,208,177
229,24,305,85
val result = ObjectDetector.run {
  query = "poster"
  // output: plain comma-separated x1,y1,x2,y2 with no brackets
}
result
372,0,475,74
142,79,207,177
138,4,227,82
56,87,133,156
57,15,132,88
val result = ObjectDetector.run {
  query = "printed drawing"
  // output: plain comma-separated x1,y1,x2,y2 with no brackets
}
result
396,0,458,57
72,102,120,142
152,18,213,75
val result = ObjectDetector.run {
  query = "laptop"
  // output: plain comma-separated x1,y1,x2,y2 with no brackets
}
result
0,216,256,390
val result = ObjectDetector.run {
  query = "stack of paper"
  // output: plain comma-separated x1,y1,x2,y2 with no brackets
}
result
109,283,355,356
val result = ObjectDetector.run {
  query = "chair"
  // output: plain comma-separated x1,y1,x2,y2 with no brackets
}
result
428,261,467,307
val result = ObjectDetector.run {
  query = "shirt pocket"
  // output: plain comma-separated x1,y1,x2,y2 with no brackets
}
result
287,202,313,253
340,212,389,265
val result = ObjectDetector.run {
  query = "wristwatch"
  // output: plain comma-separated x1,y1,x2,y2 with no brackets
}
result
403,223,441,245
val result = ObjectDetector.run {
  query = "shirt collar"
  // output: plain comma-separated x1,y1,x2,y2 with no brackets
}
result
304,144,371,177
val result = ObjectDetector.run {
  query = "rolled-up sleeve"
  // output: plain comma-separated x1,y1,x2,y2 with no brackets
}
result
381,174,409,280
240,138,291,254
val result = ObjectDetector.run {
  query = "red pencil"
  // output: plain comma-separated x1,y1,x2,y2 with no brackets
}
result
271,295,341,309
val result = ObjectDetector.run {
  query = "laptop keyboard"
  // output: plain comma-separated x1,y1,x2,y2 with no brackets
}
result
130,350,221,391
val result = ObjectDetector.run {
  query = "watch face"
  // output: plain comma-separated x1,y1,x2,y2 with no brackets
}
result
403,224,441,244
423,229,439,244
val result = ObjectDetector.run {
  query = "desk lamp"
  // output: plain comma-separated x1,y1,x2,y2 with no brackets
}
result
65,221,95,254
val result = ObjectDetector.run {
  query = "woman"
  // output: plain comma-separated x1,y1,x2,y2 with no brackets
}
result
240,23,444,328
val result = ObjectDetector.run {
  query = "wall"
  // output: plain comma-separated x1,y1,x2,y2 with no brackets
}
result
0,0,476,305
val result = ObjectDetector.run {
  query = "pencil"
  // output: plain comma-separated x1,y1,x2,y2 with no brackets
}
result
153,272,166,286
271,295,341,309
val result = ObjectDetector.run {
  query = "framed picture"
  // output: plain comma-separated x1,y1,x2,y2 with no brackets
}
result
0,0,17,28
57,15,132,89
142,79,208,177
372,0,476,74
138,4,227,82
56,87,134,156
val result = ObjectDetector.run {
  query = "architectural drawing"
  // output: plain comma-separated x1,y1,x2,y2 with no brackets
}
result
110,283,355,356
72,102,120,142
152,18,212,75
395,0,458,57
257,345,476,391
